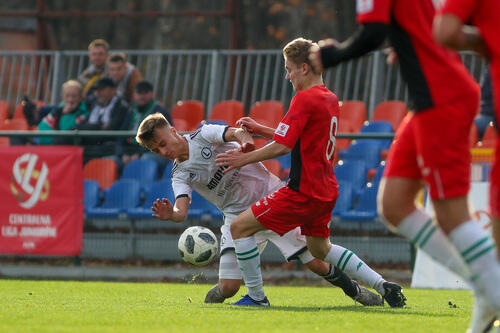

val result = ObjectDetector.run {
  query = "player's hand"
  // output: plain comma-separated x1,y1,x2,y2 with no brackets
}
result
215,149,246,173
309,38,339,73
240,140,255,153
236,117,262,135
152,198,174,220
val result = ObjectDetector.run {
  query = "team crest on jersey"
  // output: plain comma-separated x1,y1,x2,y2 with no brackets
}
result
356,0,373,14
201,147,212,159
189,172,197,180
275,123,289,137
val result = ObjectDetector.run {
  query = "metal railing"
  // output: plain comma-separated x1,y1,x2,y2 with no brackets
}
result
0,49,487,118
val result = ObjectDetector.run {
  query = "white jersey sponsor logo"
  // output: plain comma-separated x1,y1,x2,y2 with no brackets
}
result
356,0,374,14
275,122,290,137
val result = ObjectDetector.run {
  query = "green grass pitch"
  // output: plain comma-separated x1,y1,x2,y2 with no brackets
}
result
0,280,475,332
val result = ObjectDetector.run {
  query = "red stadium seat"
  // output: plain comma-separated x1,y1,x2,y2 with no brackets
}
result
171,100,205,131
371,101,407,132
0,100,8,123
249,101,284,129
336,118,353,151
469,122,479,147
209,100,244,127
263,160,283,179
0,136,9,146
477,124,497,148
0,118,29,131
253,138,269,149
339,100,367,133
83,158,118,190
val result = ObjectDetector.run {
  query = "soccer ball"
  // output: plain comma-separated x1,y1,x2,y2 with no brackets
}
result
178,226,219,266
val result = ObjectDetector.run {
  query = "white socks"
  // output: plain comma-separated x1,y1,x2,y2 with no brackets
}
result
233,236,265,301
396,209,472,280
323,244,386,295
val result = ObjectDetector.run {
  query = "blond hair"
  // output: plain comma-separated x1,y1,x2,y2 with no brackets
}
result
136,113,171,148
61,80,83,95
88,39,110,51
283,38,317,66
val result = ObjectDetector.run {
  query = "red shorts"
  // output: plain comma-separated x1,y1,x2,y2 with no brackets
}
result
384,95,478,200
251,186,337,238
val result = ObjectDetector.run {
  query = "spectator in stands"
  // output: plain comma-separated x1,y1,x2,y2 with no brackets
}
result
37,80,89,145
475,69,496,140
77,77,130,162
78,39,110,96
108,52,143,103
120,80,172,168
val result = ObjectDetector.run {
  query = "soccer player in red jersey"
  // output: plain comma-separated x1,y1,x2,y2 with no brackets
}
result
215,38,406,307
309,0,500,331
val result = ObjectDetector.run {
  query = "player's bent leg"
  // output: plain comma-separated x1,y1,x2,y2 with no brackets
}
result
230,208,267,240
206,251,242,303
305,236,331,260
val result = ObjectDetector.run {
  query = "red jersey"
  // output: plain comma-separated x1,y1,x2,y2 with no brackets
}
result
272,85,339,202
441,0,500,115
357,0,478,111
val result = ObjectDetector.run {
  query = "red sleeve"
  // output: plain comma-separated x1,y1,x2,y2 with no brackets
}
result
272,94,309,149
356,0,391,24
440,0,476,23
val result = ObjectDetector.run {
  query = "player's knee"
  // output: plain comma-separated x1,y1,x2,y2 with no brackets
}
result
219,279,240,297
229,221,242,239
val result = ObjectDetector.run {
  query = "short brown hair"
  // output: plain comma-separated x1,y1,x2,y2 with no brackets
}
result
283,38,316,66
136,113,171,148
108,52,127,64
88,39,110,51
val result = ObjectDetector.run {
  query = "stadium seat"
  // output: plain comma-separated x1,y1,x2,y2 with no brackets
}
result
188,191,221,220
371,101,407,132
0,136,9,146
359,121,393,150
127,180,176,219
275,153,291,171
334,160,367,192
263,160,283,179
86,179,142,218
209,100,244,126
339,100,367,133
0,100,8,123
340,141,381,170
477,124,497,148
171,100,205,131
249,101,285,129
162,161,174,179
469,122,479,147
340,185,378,221
84,180,101,214
0,118,29,131
336,119,353,151
372,164,386,185
83,158,118,190
121,159,159,192
254,138,270,149
332,182,353,216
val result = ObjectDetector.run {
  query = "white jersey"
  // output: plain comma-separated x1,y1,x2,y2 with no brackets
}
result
171,124,282,215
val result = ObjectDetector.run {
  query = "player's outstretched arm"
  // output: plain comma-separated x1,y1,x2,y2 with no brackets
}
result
236,117,276,139
152,197,189,222
223,127,255,153
215,141,291,173
433,14,487,57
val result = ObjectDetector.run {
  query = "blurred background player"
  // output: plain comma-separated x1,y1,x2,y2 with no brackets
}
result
135,113,390,306
309,0,500,331
216,38,406,307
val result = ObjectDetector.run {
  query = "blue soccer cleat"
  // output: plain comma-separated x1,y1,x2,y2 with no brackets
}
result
233,294,270,306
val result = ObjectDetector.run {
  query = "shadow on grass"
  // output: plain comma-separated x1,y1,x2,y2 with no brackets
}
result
212,304,457,318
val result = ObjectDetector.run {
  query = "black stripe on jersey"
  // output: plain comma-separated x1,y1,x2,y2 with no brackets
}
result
389,16,434,111
176,194,189,200
287,139,302,192
171,161,180,176
189,128,202,139
222,126,230,142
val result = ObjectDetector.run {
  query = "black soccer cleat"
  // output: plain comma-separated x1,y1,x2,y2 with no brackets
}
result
382,282,407,308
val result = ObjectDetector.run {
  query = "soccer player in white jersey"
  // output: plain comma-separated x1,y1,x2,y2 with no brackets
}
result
135,112,396,306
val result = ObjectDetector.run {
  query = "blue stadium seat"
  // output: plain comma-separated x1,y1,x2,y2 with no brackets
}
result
339,141,381,169
332,182,353,216
188,191,222,220
340,185,378,221
334,160,366,192
275,153,291,171
121,159,159,191
162,161,174,180
127,180,176,219
360,121,393,149
86,179,142,218
372,165,385,185
83,180,100,214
